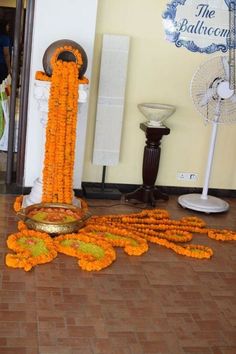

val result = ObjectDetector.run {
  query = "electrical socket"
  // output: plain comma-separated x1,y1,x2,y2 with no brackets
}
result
177,172,198,181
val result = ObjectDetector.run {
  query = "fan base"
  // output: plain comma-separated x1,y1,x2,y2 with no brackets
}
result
178,194,229,213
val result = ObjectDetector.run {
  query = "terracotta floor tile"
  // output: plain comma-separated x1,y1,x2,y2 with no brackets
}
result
0,195,236,354
0,348,27,354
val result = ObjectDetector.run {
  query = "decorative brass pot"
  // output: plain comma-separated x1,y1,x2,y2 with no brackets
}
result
17,203,91,235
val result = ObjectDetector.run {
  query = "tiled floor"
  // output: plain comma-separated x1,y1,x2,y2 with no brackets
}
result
0,194,235,354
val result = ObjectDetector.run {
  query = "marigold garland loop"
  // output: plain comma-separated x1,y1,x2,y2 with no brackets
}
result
208,229,236,241
6,229,57,271
83,224,148,256
54,233,116,271
147,236,213,259
162,229,193,243
50,46,83,70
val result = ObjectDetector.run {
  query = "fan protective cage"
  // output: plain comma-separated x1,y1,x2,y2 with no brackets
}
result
190,55,236,124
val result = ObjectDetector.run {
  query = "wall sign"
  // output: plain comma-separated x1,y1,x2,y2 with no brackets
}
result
162,0,236,53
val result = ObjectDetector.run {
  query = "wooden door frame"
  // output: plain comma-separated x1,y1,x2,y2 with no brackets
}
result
16,0,35,186
5,0,35,186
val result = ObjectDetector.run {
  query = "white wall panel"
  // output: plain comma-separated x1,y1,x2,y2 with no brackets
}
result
92,34,130,166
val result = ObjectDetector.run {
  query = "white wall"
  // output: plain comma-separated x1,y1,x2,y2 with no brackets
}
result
24,0,98,187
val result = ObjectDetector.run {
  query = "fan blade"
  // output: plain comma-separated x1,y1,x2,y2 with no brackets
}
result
199,88,214,106
230,94,236,103
222,56,229,81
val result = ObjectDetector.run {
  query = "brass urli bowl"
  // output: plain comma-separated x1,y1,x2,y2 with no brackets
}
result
17,202,91,236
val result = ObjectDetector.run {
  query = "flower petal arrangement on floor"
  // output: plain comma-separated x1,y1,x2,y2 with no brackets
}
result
5,198,236,271
54,233,116,271
5,41,236,272
6,227,57,271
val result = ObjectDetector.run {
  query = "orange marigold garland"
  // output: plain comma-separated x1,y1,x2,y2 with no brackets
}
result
83,225,148,256
6,204,236,270
162,229,193,243
42,45,85,204
85,208,235,259
146,236,213,259
208,229,236,241
17,221,28,231
50,46,82,70
6,229,57,271
35,70,89,84
42,59,79,203
180,216,206,228
63,62,79,203
35,71,52,82
13,195,23,212
54,233,116,271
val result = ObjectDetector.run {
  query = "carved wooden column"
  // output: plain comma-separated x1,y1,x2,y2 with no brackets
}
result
125,123,170,206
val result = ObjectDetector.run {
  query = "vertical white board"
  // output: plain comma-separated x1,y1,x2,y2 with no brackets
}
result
92,34,130,166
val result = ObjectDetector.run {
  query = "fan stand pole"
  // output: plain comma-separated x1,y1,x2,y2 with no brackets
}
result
178,110,229,213
201,121,218,200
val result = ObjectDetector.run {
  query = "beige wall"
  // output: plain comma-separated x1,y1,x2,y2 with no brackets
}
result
82,0,236,190
0,0,15,7
0,0,26,8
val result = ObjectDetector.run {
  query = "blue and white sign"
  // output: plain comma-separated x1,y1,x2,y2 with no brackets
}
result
162,0,236,53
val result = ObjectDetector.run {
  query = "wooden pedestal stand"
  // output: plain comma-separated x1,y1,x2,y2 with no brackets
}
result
124,123,170,206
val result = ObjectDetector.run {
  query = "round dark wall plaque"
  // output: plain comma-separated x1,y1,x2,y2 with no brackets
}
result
42,39,88,79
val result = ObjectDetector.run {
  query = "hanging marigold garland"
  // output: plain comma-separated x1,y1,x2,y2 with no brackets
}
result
41,46,85,204
42,61,77,203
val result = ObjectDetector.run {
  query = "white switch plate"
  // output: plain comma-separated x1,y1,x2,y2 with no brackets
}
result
177,172,198,181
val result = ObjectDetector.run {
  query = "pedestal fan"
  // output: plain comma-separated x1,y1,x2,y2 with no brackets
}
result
178,55,236,213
